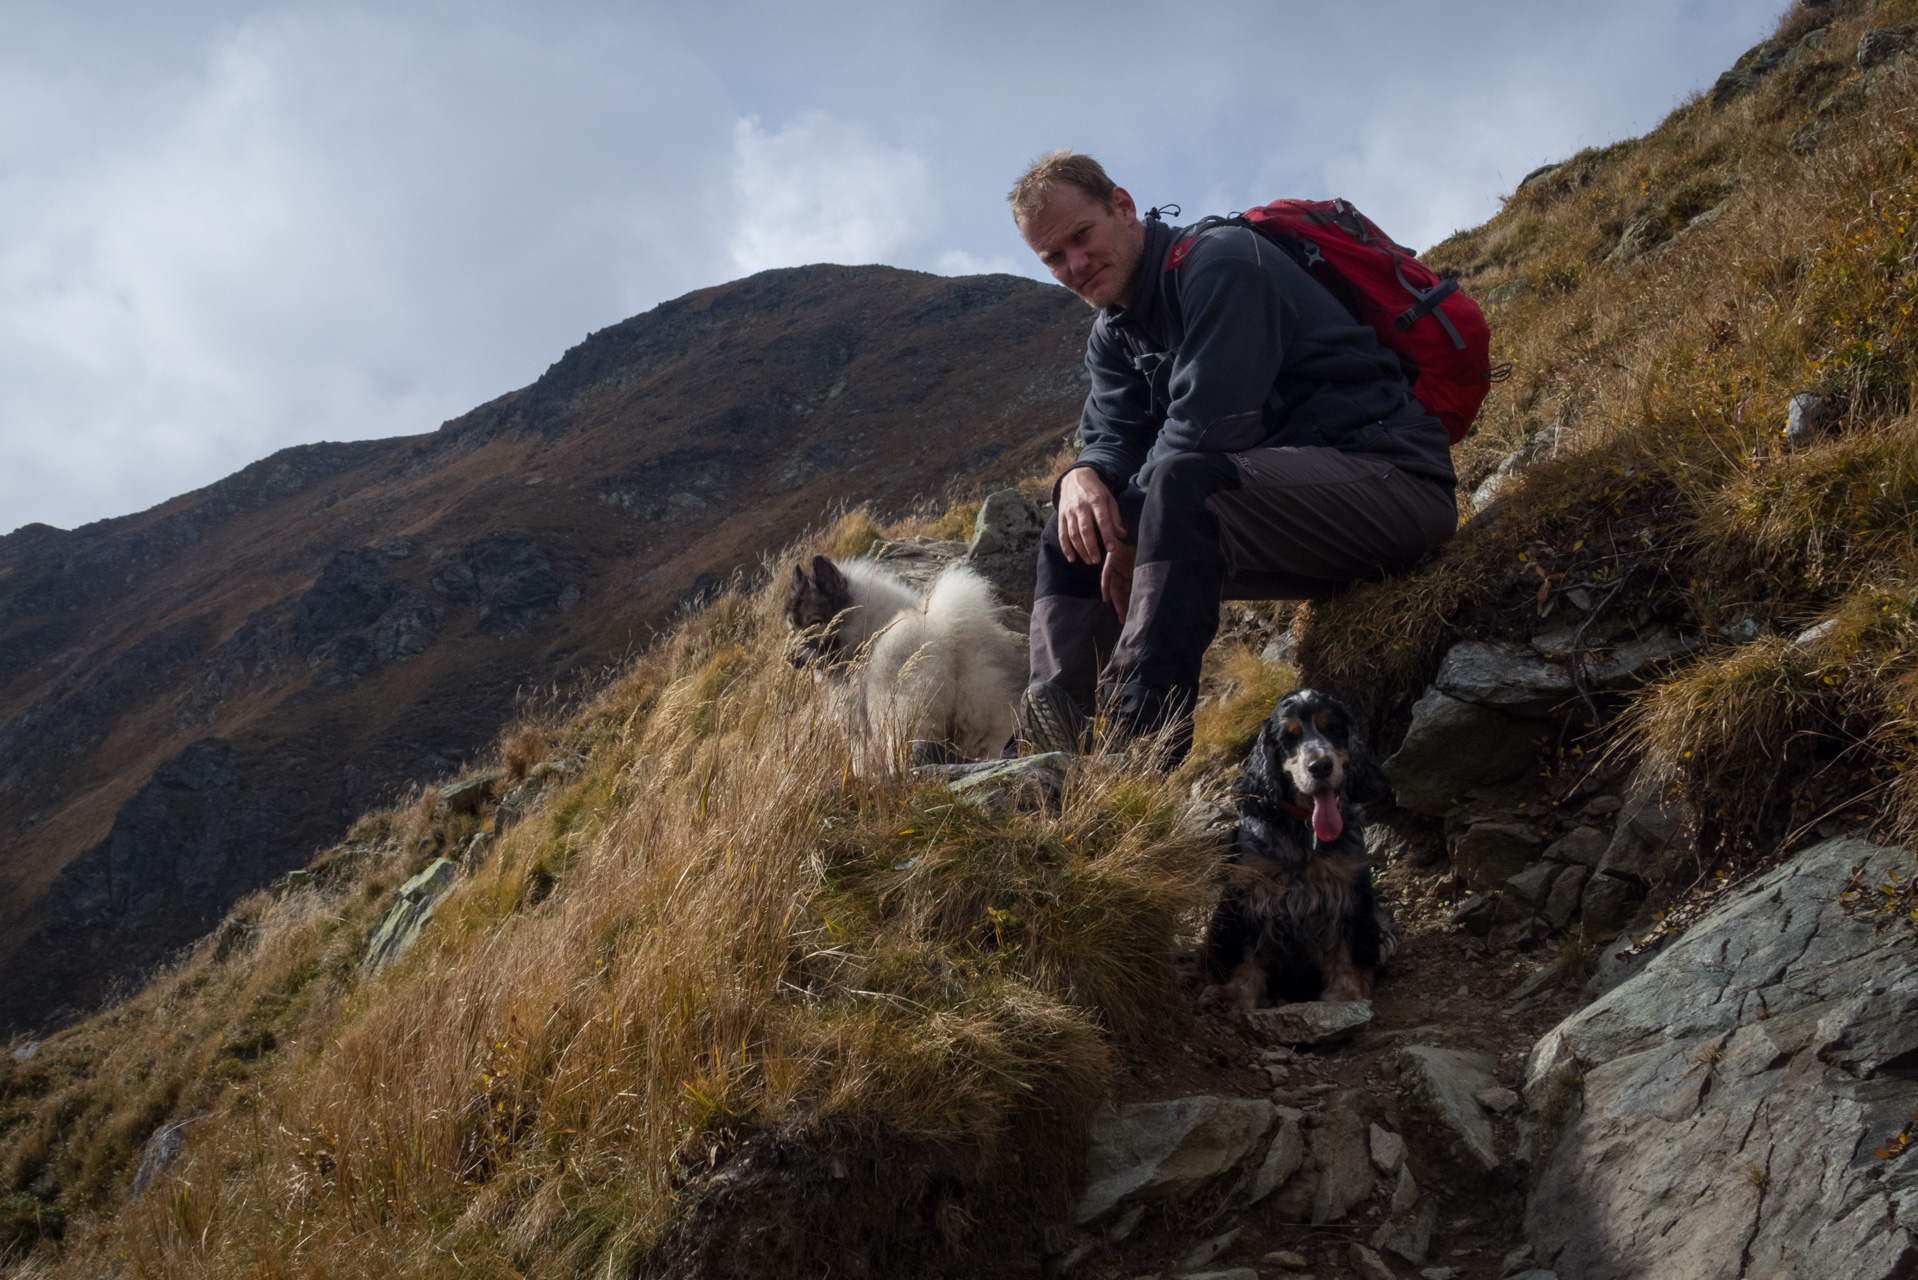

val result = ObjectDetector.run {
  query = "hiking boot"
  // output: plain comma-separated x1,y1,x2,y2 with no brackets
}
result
1018,680,1086,756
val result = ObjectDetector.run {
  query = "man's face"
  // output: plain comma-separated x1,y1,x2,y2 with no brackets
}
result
1017,184,1147,310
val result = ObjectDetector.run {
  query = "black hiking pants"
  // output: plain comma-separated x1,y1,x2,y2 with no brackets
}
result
1029,447,1458,731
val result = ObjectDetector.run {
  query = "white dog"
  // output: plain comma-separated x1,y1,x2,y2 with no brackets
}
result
783,554,1024,761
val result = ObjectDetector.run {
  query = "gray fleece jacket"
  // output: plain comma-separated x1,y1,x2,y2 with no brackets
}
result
1074,216,1457,499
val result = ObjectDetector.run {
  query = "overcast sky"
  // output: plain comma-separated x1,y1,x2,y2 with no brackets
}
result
2,0,1784,534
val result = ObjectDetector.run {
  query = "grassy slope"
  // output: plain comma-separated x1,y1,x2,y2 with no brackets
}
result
1305,0,1918,848
7,1,1918,1272
0,500,1247,1278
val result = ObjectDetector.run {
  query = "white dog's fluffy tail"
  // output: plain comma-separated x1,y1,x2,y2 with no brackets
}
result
859,562,1025,760
832,558,925,650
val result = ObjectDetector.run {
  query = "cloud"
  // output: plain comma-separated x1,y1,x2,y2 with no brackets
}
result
728,112,935,276
0,0,1788,534
0,3,736,532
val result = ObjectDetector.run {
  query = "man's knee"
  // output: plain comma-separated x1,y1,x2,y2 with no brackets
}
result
1145,452,1241,516
1138,453,1241,562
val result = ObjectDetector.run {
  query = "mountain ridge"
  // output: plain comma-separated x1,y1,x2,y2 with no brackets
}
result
0,262,1091,1030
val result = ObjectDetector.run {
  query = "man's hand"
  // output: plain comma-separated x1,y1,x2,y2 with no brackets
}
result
1101,540,1137,624
1057,466,1128,566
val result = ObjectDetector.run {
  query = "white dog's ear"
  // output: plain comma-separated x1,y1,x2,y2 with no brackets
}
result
810,555,847,595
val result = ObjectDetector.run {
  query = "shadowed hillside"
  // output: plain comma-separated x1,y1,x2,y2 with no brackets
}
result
0,265,1090,1031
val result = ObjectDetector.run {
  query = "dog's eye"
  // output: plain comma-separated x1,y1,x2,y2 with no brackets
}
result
1282,718,1302,737
1314,709,1333,731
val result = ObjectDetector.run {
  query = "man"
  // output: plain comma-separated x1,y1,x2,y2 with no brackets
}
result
1009,150,1458,761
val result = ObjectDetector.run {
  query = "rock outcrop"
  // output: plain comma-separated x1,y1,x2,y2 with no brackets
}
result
1523,836,1918,1280
361,858,460,974
1387,632,1703,952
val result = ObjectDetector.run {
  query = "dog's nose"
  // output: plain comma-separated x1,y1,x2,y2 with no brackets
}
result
1308,757,1334,780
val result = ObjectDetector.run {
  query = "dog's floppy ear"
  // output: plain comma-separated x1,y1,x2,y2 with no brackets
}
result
1233,715,1285,804
810,554,848,596
1343,734,1390,806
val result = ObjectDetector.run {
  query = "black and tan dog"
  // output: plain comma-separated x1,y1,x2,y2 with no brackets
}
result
1200,688,1398,1011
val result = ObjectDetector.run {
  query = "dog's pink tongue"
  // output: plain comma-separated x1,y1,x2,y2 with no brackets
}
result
1311,790,1344,843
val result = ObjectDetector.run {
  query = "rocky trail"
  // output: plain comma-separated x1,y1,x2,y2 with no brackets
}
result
1052,852,1590,1280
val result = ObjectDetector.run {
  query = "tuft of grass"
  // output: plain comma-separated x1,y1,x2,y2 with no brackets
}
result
1548,929,1599,987
820,505,890,559
1179,646,1297,778
1541,1064,1587,1129
501,728,549,781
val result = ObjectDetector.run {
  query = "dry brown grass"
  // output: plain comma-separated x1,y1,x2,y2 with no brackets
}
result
500,729,548,781
1304,2,1918,847
1178,646,1298,779
0,522,1211,1279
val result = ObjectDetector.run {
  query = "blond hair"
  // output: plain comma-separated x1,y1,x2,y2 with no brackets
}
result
1008,150,1117,223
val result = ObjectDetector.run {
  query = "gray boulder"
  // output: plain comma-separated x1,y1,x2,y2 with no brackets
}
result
1261,631,1299,665
963,489,1046,606
1436,635,1700,721
966,488,1045,557
1505,860,1562,905
439,769,505,815
1309,1091,1378,1224
1400,1046,1501,1172
1451,893,1500,936
1524,836,1918,1280
1075,1095,1276,1223
361,858,459,974
1542,826,1606,867
869,536,967,592
128,1116,203,1199
1588,629,1702,685
1858,26,1914,68
919,753,1067,814
1578,873,1641,935
1369,1123,1407,1175
1371,1166,1439,1266
1454,823,1543,891
1349,1243,1399,1280
1245,1114,1306,1204
1540,864,1590,931
1434,641,1574,719
1597,771,1699,886
1785,391,1833,445
1468,423,1563,512
1244,1000,1374,1046
1384,691,1552,816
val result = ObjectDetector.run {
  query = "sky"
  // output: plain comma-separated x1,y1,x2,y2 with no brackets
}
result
1,0,1786,534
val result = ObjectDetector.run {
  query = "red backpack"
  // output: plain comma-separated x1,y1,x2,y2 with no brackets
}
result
1163,198,1499,443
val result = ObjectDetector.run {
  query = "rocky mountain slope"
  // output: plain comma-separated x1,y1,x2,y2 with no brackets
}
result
0,265,1090,1030
5,3,1918,1278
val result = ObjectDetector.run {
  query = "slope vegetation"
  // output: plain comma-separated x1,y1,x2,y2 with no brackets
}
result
1306,0,1918,854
